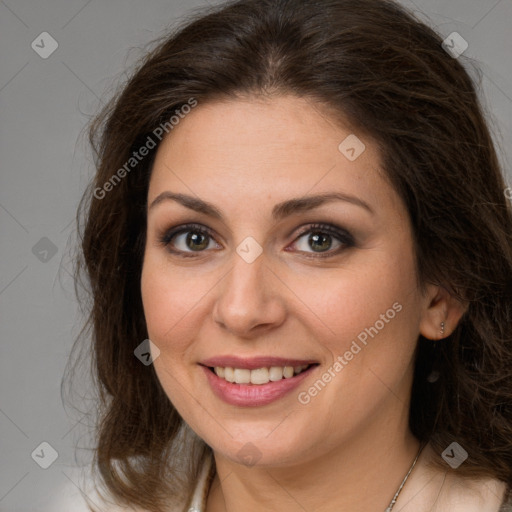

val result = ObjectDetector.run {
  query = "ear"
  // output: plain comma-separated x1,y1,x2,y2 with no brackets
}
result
419,284,468,340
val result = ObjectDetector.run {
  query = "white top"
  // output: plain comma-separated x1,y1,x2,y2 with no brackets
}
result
186,453,214,512
185,455,512,512
46,454,512,512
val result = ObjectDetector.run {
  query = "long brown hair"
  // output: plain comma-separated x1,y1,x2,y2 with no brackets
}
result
67,0,512,510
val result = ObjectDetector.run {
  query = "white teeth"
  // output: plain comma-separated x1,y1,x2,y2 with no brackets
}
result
283,366,294,378
269,366,283,381
224,367,235,382
233,368,251,384
250,368,269,385
213,364,311,385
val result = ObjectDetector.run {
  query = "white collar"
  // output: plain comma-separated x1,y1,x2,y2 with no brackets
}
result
187,452,214,512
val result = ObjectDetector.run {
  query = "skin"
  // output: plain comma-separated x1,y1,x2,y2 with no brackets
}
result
140,95,501,511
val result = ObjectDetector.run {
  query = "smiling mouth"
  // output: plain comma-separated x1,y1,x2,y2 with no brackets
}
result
206,364,318,385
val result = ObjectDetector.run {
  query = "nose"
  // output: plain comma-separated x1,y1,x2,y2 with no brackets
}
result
212,247,287,338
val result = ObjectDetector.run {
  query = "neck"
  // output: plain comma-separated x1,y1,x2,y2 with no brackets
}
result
206,422,421,512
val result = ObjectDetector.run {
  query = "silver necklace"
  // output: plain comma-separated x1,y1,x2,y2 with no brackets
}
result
384,442,425,511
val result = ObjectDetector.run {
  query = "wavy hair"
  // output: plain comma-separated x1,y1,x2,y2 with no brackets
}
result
67,0,512,510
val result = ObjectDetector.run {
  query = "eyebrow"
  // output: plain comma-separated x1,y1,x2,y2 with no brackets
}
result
148,191,374,220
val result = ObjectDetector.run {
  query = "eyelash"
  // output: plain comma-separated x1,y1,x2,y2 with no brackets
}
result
158,222,355,259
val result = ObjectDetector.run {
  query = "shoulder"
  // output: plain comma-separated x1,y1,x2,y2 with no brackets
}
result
398,443,510,512
440,472,509,512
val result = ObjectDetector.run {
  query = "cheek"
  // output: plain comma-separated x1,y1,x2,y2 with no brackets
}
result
140,255,203,413
141,262,191,374
140,250,229,404
140,252,209,350
141,261,174,343
289,252,421,429
299,248,421,411
305,248,418,348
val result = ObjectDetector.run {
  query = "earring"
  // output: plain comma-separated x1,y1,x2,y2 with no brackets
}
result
440,321,445,337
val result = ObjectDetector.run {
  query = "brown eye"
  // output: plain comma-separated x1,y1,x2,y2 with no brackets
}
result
160,224,220,255
291,223,354,257
181,231,210,251
307,232,333,252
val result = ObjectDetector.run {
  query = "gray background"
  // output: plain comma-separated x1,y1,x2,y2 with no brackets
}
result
1,0,511,511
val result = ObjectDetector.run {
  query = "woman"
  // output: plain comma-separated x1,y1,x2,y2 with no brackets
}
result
71,0,512,510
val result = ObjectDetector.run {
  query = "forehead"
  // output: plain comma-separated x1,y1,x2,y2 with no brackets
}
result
148,95,396,218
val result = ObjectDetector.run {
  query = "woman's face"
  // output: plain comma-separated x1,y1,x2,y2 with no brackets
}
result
141,95,431,467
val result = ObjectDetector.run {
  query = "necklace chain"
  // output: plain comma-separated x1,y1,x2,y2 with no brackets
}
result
384,442,425,512
204,442,425,511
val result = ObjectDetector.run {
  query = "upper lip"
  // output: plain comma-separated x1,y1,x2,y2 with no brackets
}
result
200,356,319,370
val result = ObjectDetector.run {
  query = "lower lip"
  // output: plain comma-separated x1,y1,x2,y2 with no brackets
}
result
201,365,317,407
